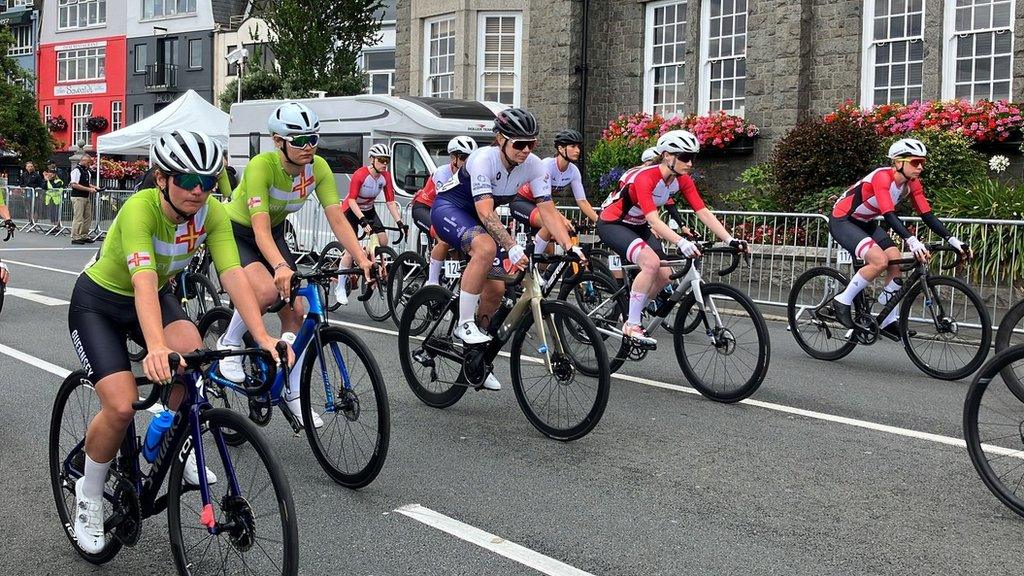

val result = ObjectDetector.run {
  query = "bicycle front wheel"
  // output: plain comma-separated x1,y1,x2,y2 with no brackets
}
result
557,270,629,373
300,326,390,488
900,275,991,380
388,250,428,328
362,246,397,321
787,266,857,361
182,271,222,322
994,300,1024,397
963,345,1024,518
510,299,611,441
167,408,298,576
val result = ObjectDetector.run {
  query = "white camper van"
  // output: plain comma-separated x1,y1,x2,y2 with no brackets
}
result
227,95,505,255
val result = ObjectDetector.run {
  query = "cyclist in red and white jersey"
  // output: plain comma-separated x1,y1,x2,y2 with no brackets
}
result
598,130,746,345
828,138,968,333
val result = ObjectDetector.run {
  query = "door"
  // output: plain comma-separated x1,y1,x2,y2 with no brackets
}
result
390,140,431,197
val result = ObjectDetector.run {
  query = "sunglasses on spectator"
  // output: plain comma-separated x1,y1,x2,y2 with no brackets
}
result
509,139,538,151
172,172,219,192
281,133,320,148
672,152,696,163
899,157,926,168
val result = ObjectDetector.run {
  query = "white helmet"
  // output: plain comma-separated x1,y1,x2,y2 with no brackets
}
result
656,130,700,154
268,102,320,137
151,130,224,176
368,143,391,158
641,147,659,163
888,138,927,159
447,136,477,156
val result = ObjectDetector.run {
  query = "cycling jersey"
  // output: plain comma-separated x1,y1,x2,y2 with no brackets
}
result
0,186,5,206
225,152,339,228
85,187,240,297
413,163,455,208
600,165,705,226
436,146,550,211
832,167,931,221
345,166,395,212
517,157,585,203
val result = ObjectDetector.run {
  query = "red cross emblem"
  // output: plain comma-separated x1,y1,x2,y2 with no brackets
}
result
175,219,206,252
127,252,151,269
292,172,315,199
248,196,263,209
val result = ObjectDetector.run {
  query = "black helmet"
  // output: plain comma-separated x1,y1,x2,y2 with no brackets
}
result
554,129,583,147
493,107,539,139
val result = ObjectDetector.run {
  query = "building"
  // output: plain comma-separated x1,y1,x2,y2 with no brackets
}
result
360,0,397,95
38,0,128,151
212,12,275,107
394,0,1024,190
1,0,40,91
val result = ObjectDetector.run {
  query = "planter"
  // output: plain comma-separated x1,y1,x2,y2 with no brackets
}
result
699,134,757,157
972,129,1024,155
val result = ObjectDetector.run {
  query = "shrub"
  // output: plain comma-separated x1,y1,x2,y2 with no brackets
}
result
794,186,846,214
882,129,986,192
721,162,783,212
586,137,651,193
771,118,883,210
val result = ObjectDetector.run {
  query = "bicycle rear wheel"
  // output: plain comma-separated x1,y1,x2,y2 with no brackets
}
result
398,285,467,408
362,246,397,321
994,300,1024,397
388,250,428,329
557,270,629,373
900,275,991,380
300,326,390,488
674,283,770,403
181,272,222,322
963,345,1024,518
167,408,298,576
787,266,858,361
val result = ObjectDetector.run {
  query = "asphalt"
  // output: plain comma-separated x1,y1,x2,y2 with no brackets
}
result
0,232,1020,576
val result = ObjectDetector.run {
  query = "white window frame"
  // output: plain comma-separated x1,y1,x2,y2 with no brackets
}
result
423,14,456,98
57,0,106,31
7,0,33,8
141,0,197,20
860,0,926,107
7,24,31,56
475,12,522,107
43,105,52,122
187,38,202,69
362,49,395,95
72,102,92,146
698,0,747,116
133,103,145,123
942,0,1015,101
57,47,106,83
111,100,122,130
643,0,688,117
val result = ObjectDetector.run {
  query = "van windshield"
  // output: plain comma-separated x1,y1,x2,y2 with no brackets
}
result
424,138,489,169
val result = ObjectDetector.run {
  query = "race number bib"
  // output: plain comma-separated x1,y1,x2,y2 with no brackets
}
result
836,248,853,266
444,260,462,279
516,232,528,248
608,255,622,271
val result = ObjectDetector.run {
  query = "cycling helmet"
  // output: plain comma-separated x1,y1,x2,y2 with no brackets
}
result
268,102,320,137
368,143,391,158
641,147,659,163
493,107,539,139
151,130,224,176
447,136,477,155
554,129,583,147
888,138,927,159
656,130,700,154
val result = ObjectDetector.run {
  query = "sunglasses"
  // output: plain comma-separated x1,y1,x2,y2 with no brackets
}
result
672,152,696,163
901,158,926,168
509,139,538,151
454,153,469,161
373,156,390,165
281,133,320,148
172,172,219,192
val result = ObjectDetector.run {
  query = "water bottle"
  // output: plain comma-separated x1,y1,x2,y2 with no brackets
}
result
143,410,174,463
281,331,297,349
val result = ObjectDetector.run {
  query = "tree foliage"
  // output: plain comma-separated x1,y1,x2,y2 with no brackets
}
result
0,26,53,163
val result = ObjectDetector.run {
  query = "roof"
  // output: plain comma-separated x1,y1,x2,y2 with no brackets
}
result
212,0,249,26
398,96,501,121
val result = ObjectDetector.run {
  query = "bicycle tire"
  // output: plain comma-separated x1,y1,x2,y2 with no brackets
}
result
167,408,299,576
994,300,1024,398
556,270,630,373
181,272,222,322
126,335,146,363
388,250,428,329
900,275,991,380
963,344,1024,518
509,299,611,441
0,280,5,315
674,282,770,403
300,326,390,488
362,246,398,321
398,285,468,408
197,306,250,445
318,241,348,312
49,371,123,564
787,266,858,361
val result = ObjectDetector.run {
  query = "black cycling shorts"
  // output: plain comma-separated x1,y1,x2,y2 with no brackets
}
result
345,206,385,234
828,216,895,260
231,221,298,273
596,220,666,264
509,197,540,233
68,274,189,383
411,202,434,237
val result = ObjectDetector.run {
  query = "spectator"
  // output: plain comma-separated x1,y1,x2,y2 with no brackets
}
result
69,154,99,244
43,166,65,227
20,162,45,222
222,150,238,192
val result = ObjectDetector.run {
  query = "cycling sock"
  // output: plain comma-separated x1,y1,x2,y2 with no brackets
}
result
427,258,442,285
82,454,111,500
627,290,647,326
459,291,481,325
222,309,247,346
533,235,549,256
285,345,308,401
835,272,869,306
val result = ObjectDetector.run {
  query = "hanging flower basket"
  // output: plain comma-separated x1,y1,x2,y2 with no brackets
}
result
46,115,68,132
86,115,109,133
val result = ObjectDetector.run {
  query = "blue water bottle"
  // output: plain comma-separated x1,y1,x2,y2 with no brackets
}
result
143,410,174,463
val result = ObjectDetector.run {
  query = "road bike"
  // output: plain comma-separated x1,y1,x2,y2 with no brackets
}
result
0,218,14,315
319,224,404,320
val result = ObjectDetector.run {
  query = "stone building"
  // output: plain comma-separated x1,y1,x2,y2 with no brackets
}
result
394,0,1024,192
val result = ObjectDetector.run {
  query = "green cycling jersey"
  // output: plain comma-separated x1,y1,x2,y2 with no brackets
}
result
0,185,6,207
225,152,339,228
85,187,241,296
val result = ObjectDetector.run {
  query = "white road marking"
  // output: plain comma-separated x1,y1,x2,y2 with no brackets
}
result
394,504,596,576
6,287,70,306
2,259,79,275
0,343,70,378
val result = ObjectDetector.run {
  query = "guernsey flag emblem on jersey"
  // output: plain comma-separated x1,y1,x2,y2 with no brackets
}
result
248,197,263,209
126,251,152,269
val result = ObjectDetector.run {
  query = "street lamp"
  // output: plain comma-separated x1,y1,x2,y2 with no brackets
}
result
225,47,249,103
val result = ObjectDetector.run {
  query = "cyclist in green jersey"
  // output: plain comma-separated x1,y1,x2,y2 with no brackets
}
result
67,130,291,554
217,102,372,427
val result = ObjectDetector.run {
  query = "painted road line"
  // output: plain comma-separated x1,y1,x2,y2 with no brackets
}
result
394,504,596,576
6,287,70,306
2,259,80,276
0,343,71,378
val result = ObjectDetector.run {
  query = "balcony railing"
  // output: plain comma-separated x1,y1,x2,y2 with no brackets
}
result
144,63,178,92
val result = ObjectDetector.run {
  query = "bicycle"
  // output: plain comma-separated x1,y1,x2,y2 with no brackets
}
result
319,224,404,320
49,346,299,574
198,264,390,488
0,218,13,315
994,299,1024,396
963,344,1024,518
398,249,611,441
558,241,769,403
788,243,990,380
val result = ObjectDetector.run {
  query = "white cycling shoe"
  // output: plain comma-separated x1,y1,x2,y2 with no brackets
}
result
73,478,106,554
184,452,218,485
334,279,349,306
482,372,501,391
285,396,324,428
454,320,491,345
215,335,246,383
